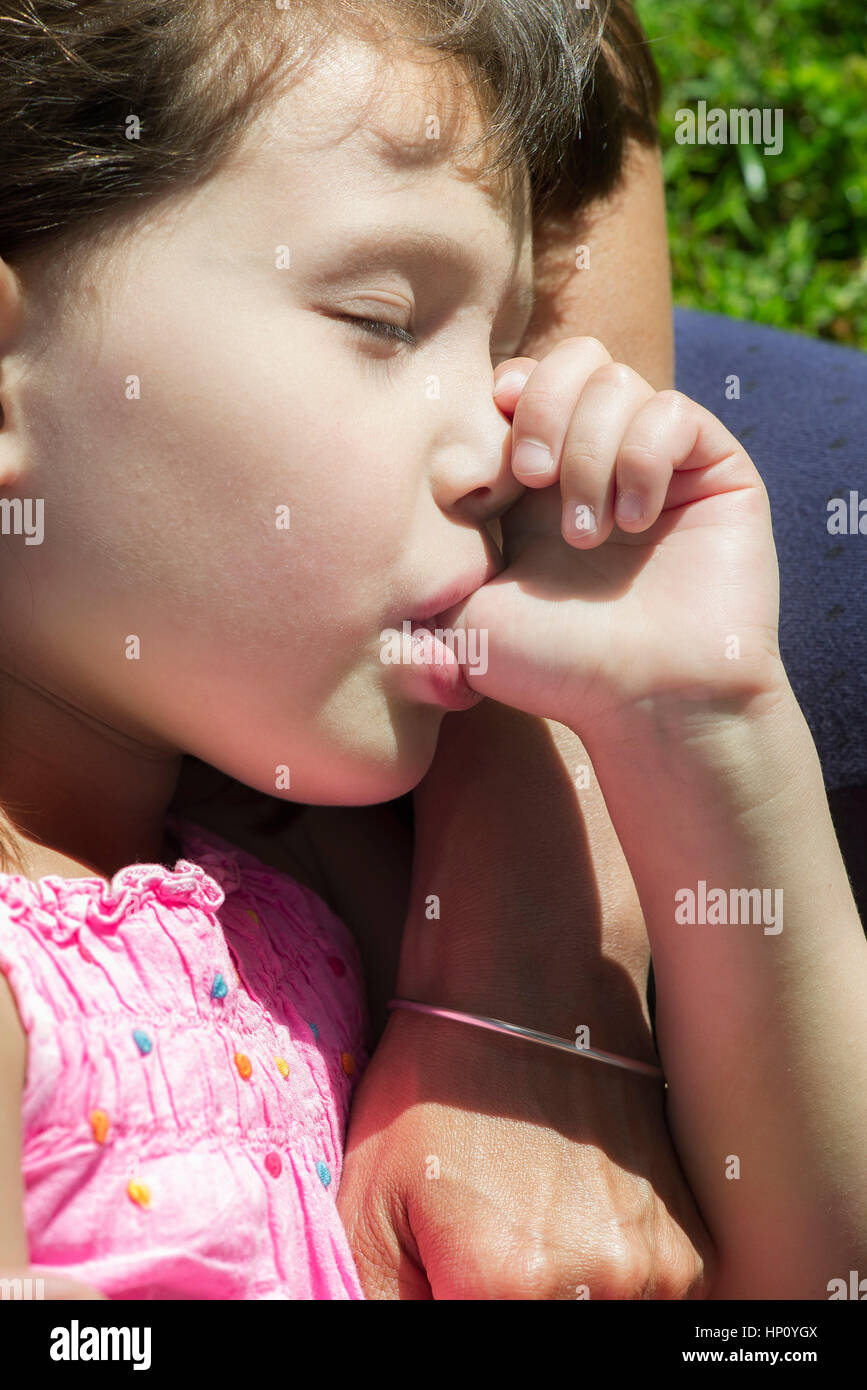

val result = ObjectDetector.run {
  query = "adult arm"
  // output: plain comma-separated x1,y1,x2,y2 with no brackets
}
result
529,141,674,390
334,146,711,1301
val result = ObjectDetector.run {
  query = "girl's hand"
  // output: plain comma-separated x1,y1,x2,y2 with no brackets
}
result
337,1009,711,1300
454,338,784,732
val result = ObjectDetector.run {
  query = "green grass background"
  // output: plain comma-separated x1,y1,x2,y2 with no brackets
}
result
634,0,867,347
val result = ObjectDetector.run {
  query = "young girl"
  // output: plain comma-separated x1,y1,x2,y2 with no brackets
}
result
0,0,863,1303
0,0,675,1300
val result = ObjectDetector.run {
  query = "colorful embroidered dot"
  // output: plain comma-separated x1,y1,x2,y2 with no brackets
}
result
234,1052,252,1079
90,1109,110,1144
127,1179,150,1208
315,1160,332,1188
341,1052,356,1078
274,1056,290,1079
265,1152,282,1179
132,1028,152,1056
210,972,228,1000
308,1021,319,1042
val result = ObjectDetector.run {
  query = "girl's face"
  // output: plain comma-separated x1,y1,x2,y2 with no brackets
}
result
2,35,534,806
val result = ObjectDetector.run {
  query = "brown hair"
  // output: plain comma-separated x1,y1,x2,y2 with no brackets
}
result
0,0,661,867
0,0,660,266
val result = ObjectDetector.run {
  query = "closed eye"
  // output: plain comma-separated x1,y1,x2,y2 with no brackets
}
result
338,312,517,364
338,315,416,347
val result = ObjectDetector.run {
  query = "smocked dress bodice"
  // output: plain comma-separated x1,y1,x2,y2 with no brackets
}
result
0,816,369,1299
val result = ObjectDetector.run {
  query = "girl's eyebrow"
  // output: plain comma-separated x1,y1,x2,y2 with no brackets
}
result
311,225,535,321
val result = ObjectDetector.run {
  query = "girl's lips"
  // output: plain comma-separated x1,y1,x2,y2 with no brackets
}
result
391,616,484,711
393,558,500,708
404,627,484,709
403,559,502,631
409,610,446,632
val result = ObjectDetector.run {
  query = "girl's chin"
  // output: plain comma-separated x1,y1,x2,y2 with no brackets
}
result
372,706,452,799
287,716,445,807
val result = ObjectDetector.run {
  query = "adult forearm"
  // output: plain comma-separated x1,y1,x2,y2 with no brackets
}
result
396,699,657,1064
580,682,867,1297
529,141,674,391
370,137,677,1043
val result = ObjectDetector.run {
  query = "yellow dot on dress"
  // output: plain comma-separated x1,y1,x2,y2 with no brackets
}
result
234,1052,253,1079
274,1056,290,1079
90,1109,110,1144
244,908,260,925
127,1179,150,1208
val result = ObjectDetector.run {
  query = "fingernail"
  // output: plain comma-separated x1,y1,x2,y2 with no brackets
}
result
567,502,597,538
615,492,644,523
494,370,528,396
513,439,553,475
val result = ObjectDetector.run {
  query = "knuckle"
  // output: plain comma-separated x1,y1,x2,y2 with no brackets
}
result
563,435,606,472
492,1237,577,1300
686,1253,714,1300
560,334,611,362
750,468,771,508
512,385,559,433
617,438,662,474
652,1240,711,1301
435,1236,513,1299
590,1233,654,1300
590,360,636,391
684,1232,717,1300
654,388,692,423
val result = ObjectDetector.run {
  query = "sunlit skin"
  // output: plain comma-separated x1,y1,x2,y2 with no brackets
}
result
2,23,864,1306
0,28,715,1306
0,35,535,881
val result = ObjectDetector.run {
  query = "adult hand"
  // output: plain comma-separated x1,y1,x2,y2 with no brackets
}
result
338,1006,711,1299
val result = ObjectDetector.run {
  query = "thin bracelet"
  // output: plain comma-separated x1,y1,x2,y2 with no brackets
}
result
386,998,665,1081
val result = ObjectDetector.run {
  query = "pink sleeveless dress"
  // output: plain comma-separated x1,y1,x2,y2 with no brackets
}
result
0,815,369,1299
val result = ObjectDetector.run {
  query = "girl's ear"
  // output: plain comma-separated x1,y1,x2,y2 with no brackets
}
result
0,258,26,487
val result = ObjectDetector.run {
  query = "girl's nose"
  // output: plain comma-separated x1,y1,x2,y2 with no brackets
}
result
428,376,526,524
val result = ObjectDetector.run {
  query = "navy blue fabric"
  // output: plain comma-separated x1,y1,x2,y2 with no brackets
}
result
674,307,866,793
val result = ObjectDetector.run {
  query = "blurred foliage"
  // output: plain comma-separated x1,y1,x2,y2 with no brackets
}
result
635,0,867,345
